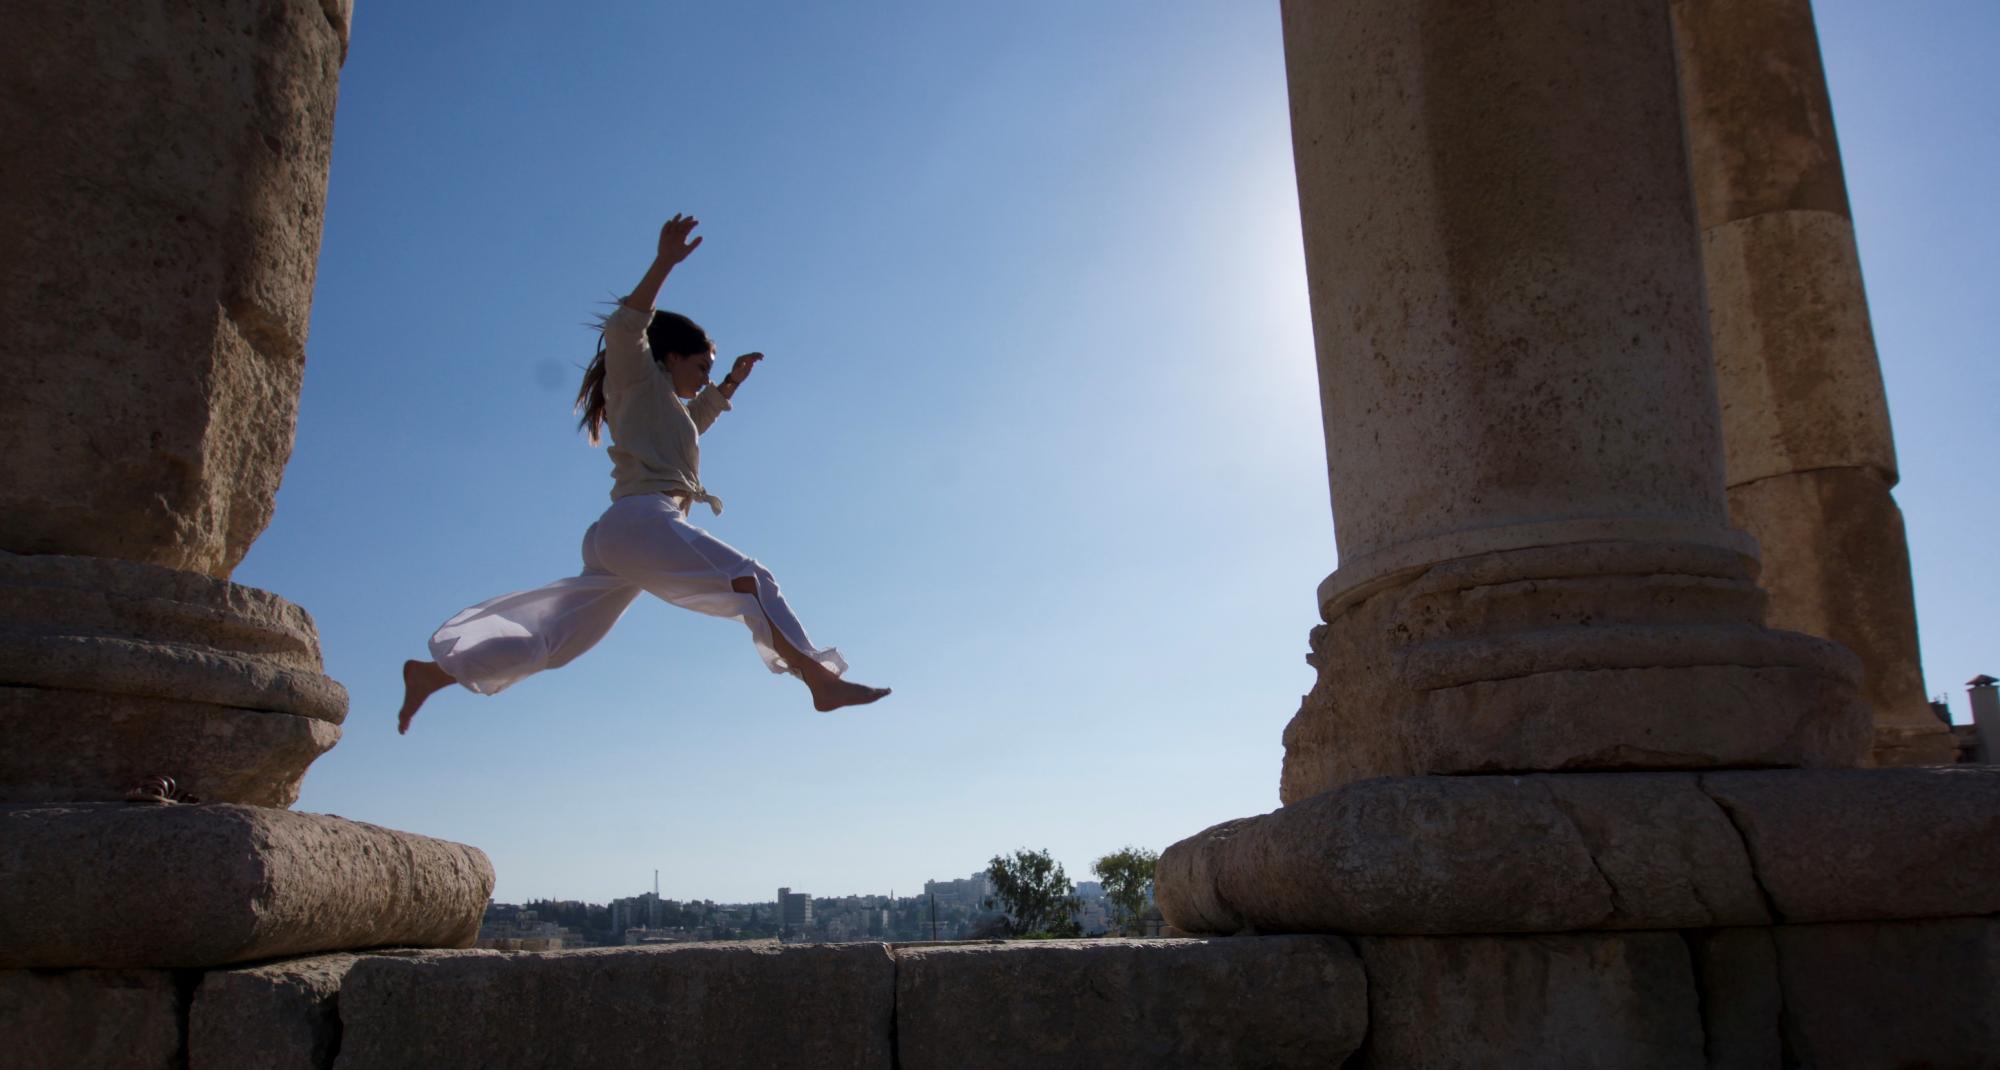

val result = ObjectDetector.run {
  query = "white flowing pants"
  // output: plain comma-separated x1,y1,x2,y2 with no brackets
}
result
428,493,846,695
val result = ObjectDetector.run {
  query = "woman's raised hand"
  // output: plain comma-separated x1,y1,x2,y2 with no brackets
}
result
728,352,763,385
658,213,703,265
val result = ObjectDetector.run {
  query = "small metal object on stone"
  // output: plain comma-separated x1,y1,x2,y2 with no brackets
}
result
123,775,197,806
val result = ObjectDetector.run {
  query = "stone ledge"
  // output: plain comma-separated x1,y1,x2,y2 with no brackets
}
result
1701,766,2000,923
894,937,1364,1069
1159,767,1999,936
3,921,1992,1069
0,804,492,969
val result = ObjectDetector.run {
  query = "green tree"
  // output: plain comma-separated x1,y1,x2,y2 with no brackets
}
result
984,848,1082,938
1092,847,1159,935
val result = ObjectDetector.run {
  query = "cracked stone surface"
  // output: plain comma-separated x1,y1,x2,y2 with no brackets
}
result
1699,766,2000,923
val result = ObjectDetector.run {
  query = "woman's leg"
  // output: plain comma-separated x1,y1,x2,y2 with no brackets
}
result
399,521,641,733
728,575,889,711
594,495,889,711
397,659,456,734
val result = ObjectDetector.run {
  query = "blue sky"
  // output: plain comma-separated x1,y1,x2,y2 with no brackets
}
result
237,2,1997,905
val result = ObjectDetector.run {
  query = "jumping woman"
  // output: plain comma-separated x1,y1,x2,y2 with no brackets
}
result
396,213,890,733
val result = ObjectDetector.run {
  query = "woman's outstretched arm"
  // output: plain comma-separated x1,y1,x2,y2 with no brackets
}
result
620,213,702,312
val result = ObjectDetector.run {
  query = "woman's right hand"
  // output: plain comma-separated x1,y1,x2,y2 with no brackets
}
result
658,213,703,265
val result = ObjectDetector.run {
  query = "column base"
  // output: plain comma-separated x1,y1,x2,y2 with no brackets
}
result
0,803,493,969
0,552,346,807
1283,540,1870,801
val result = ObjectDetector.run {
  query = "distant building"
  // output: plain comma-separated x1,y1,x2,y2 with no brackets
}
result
778,887,813,930
923,871,994,909
609,892,664,933
476,909,572,951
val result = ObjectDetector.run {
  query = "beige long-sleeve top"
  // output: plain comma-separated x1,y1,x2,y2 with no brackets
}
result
601,303,732,513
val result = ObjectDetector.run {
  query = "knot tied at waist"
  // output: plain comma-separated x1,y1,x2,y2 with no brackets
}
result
668,484,724,516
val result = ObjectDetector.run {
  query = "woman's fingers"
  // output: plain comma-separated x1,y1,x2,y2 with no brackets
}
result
658,214,702,261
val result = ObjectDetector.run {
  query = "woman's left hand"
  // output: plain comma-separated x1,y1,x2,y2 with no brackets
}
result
727,352,763,386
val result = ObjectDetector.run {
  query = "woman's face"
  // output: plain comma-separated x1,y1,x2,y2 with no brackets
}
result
664,347,716,399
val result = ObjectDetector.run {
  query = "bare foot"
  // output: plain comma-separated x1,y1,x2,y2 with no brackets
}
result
398,659,455,734
811,677,891,713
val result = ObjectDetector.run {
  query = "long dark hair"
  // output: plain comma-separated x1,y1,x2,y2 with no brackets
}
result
575,309,713,445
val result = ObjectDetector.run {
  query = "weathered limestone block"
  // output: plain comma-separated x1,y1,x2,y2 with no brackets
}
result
1162,768,1997,938
893,937,1365,1070
0,804,492,969
1161,773,1766,936
190,954,359,1070
1669,0,1851,228
1355,932,1705,1070
1151,816,1254,935
1728,468,1955,765
1773,918,2000,1070
1702,211,1895,483
0,968,184,1070
1684,927,1782,1070
0,552,346,806
0,0,351,577
1700,766,2000,923
332,944,896,1069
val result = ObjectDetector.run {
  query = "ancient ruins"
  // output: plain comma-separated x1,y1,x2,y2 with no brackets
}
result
3,1,1993,1067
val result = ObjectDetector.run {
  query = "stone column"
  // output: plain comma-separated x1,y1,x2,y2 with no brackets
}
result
0,0,491,970
0,0,356,806
1275,0,1868,803
1156,11,2000,1037
1669,0,1955,766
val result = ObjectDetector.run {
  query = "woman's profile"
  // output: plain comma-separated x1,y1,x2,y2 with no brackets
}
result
396,213,890,732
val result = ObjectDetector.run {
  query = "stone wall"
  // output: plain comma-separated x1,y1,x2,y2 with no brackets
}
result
8,928,1994,1069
